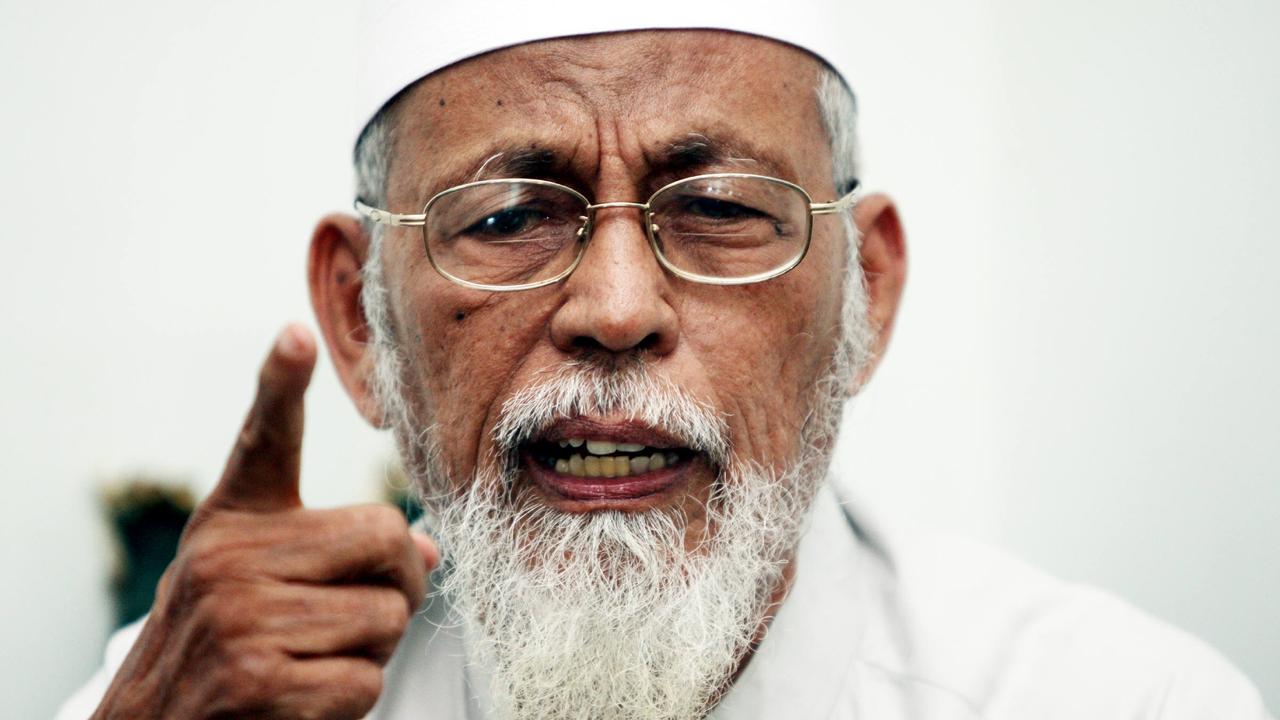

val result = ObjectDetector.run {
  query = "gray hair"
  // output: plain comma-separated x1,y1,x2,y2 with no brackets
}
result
816,68,861,195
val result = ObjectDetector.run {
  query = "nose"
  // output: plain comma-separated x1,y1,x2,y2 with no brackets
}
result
548,206,679,356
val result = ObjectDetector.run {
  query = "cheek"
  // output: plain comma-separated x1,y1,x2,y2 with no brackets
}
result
681,269,841,465
396,279,553,476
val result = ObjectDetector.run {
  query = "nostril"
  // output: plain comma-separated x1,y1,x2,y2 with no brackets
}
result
571,336,607,353
570,331,661,355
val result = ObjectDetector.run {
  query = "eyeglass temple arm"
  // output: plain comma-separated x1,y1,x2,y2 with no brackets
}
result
354,199,426,227
809,179,861,216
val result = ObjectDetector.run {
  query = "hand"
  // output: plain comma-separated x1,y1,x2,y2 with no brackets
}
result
92,324,438,719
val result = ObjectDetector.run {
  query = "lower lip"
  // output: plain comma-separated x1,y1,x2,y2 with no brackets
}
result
524,452,687,502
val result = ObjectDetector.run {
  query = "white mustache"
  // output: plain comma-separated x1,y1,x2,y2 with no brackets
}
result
491,360,731,467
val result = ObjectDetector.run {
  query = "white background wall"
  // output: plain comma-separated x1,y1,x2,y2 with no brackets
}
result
2,1,1276,716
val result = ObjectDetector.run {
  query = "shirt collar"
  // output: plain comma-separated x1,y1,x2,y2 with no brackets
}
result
709,482,870,719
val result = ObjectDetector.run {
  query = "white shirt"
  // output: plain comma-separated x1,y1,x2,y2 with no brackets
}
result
59,484,1273,719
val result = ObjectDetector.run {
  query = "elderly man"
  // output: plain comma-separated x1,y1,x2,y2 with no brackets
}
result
62,2,1272,719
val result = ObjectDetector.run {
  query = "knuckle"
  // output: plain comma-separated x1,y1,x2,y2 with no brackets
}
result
177,551,225,600
371,503,410,533
193,592,250,638
237,418,265,454
180,536,241,592
360,505,409,554
219,646,281,705
378,592,412,635
348,663,384,707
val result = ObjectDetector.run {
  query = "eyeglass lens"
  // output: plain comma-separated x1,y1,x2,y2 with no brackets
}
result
649,176,809,281
423,176,810,288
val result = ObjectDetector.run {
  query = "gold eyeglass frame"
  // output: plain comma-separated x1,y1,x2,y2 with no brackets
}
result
354,172,860,292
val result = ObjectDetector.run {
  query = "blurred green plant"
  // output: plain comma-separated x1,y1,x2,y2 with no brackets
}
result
102,478,195,628
381,460,424,525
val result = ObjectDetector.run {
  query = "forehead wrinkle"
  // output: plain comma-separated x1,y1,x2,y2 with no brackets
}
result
404,87,808,204
389,31,829,206
515,35,670,103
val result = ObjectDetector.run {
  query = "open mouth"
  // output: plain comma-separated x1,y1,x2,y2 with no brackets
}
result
528,438,691,478
519,421,699,503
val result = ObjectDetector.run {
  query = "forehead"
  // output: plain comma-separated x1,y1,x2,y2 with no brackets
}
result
384,30,832,199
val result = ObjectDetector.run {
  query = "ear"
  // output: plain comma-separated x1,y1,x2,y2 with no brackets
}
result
849,193,907,393
307,213,385,427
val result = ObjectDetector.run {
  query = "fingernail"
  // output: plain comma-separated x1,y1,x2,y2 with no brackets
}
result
277,324,307,359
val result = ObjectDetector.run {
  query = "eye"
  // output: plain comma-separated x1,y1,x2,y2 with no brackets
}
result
464,207,547,237
682,197,768,221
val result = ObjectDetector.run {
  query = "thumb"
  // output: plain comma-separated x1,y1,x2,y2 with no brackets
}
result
210,323,316,512
410,530,441,573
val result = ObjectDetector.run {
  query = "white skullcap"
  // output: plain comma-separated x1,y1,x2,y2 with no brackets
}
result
355,0,855,147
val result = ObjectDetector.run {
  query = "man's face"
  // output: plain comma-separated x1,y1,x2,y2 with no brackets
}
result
376,31,850,531
311,28,904,718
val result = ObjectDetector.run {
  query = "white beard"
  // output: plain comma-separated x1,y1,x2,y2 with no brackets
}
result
434,460,812,720
390,362,837,719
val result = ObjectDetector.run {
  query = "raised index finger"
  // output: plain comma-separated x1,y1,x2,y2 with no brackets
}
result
209,323,316,512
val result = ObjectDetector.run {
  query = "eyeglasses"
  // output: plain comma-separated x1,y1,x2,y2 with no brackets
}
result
355,173,859,292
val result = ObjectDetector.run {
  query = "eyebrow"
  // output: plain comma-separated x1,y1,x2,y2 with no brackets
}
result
473,147,561,181
424,146,569,198
657,133,790,178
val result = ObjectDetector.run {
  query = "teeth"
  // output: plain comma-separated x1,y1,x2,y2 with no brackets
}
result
554,452,679,477
617,442,645,452
558,440,569,448
585,439,617,455
567,438,584,448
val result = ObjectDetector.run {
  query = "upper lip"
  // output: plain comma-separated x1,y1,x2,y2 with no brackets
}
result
530,417,688,450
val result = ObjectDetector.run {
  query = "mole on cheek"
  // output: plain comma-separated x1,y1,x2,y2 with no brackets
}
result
439,97,446,107
455,311,467,322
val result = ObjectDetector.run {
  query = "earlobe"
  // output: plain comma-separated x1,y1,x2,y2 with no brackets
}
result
848,193,907,395
307,214,385,427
